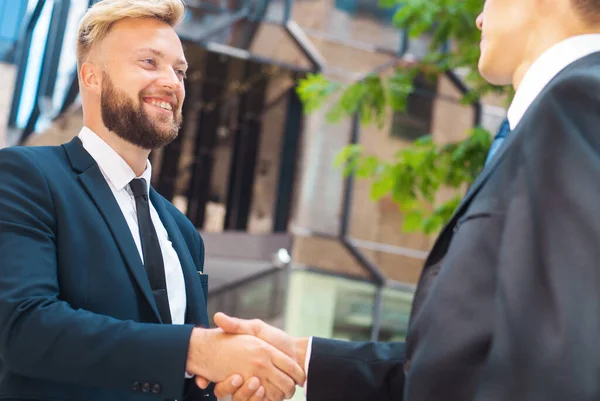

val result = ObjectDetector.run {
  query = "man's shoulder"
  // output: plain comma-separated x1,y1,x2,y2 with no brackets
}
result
0,142,64,163
523,57,600,156
0,143,68,169
553,51,600,89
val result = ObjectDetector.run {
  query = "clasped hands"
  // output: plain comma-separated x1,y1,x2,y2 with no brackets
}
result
186,312,309,401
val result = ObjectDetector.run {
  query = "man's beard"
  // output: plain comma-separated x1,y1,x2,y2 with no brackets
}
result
100,73,183,150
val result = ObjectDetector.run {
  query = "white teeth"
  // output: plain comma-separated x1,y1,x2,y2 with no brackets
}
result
150,101,173,111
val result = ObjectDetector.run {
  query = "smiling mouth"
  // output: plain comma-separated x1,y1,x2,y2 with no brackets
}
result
143,98,175,114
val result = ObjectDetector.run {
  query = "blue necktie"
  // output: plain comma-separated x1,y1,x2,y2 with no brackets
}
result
485,118,511,166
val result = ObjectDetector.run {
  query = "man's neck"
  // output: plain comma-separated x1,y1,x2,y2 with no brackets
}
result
84,123,150,177
511,23,600,90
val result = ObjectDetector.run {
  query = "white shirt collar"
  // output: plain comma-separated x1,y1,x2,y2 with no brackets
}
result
78,126,152,194
507,34,600,130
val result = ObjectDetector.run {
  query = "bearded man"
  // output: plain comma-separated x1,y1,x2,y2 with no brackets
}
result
0,1,304,400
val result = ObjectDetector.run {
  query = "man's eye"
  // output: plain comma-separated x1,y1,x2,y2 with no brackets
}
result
177,70,187,79
142,59,156,66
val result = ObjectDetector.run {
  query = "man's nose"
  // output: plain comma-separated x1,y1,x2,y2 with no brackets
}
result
157,67,181,90
476,13,484,30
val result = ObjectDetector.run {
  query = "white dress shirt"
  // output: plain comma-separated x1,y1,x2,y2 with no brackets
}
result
304,34,600,391
507,34,600,130
78,127,187,325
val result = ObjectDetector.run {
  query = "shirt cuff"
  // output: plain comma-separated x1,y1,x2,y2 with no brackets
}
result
303,337,313,392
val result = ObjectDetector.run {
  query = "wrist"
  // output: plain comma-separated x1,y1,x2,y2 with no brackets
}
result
187,327,211,378
294,337,309,369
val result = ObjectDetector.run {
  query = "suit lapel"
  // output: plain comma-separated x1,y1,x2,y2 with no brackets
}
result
454,124,521,219
150,189,208,326
409,125,523,329
451,51,600,222
62,137,163,322
420,121,524,272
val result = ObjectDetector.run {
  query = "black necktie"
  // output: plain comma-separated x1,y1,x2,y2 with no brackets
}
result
130,178,172,324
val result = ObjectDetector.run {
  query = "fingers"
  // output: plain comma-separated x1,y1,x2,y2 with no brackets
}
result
267,345,305,386
263,367,296,400
249,322,295,360
231,377,262,401
196,375,211,390
213,374,243,399
264,377,295,401
214,313,258,336
249,386,266,401
213,375,267,401
215,313,296,362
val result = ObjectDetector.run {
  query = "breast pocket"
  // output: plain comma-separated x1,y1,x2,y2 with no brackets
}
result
453,198,503,234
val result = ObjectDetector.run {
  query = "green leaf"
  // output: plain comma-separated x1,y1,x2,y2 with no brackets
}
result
296,74,340,114
402,210,424,232
333,144,363,169
378,0,398,8
371,176,394,200
356,156,382,178
298,0,515,235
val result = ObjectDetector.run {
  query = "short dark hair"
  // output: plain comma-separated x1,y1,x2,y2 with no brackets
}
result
572,0,600,23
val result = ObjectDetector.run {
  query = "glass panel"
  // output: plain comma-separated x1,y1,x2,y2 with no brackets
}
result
16,0,54,128
51,0,88,111
284,269,376,340
379,286,413,342
284,270,414,401
207,269,286,327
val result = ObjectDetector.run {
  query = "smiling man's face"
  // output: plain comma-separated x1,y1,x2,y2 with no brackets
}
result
97,17,187,150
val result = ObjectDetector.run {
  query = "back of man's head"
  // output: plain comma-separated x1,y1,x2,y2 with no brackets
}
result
572,0,600,23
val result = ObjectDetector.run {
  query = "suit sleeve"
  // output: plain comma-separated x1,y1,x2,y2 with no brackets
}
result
307,337,406,401
475,73,600,401
0,148,193,399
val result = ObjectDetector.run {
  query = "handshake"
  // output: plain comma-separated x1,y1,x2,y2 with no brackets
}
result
186,312,309,401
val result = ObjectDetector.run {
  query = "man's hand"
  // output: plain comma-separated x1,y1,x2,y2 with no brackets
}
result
210,374,266,401
214,313,307,366
202,314,310,401
186,327,305,400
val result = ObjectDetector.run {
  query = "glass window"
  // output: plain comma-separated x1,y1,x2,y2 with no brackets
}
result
284,269,414,342
379,286,413,342
207,269,287,327
16,0,54,128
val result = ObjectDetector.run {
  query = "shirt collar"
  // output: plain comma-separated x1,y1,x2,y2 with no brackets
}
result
507,34,600,130
78,126,152,195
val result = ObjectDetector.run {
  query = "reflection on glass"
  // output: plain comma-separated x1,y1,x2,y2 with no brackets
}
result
285,270,414,343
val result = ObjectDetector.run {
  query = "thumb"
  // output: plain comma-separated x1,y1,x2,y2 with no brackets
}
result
214,312,254,335
195,376,210,389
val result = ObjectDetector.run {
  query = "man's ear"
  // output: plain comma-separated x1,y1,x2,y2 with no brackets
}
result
79,61,102,95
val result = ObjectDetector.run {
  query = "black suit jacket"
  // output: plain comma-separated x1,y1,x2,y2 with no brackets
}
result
308,50,600,401
0,137,215,401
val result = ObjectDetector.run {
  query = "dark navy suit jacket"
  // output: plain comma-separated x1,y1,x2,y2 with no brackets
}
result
0,137,215,401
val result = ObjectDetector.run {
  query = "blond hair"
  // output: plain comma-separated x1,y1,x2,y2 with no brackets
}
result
76,0,185,66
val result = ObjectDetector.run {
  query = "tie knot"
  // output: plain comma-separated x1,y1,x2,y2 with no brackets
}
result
130,178,148,198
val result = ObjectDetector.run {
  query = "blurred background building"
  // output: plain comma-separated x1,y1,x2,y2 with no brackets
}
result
0,1,507,399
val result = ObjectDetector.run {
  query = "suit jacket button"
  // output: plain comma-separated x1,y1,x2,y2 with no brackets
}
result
142,382,151,393
132,381,140,391
152,383,162,394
